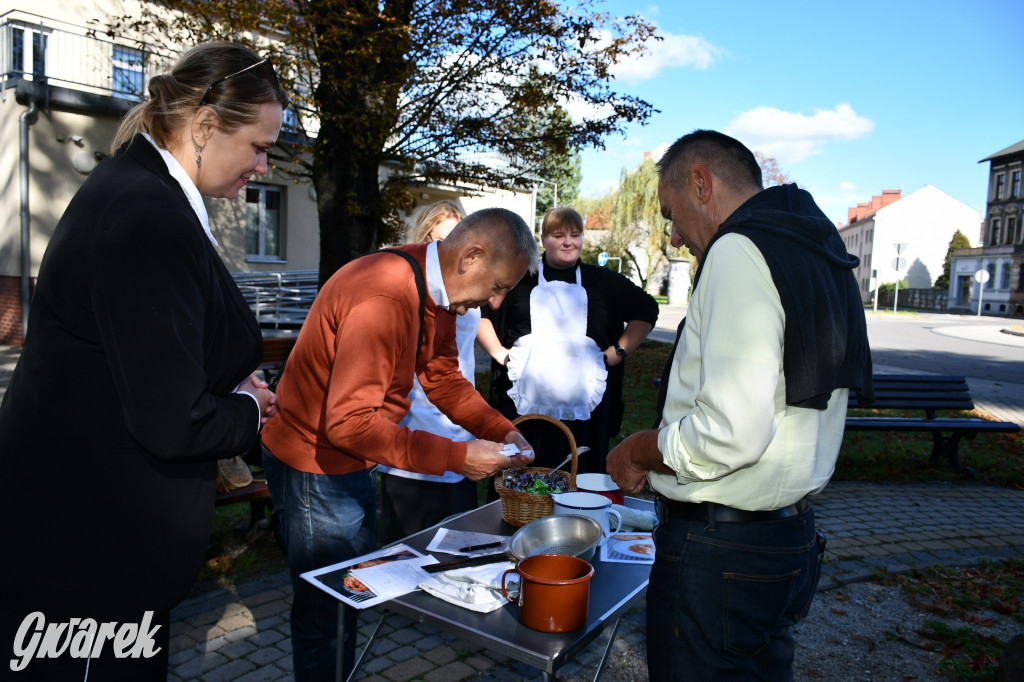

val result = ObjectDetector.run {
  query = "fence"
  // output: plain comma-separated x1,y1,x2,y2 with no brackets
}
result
875,288,948,311
233,270,318,329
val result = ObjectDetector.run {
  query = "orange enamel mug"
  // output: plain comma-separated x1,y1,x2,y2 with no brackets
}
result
501,554,594,632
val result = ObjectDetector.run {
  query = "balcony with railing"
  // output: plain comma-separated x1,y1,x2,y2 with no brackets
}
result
2,9,313,137
1,10,173,112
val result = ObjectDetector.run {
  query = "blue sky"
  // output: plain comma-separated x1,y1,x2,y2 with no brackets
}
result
574,0,1024,231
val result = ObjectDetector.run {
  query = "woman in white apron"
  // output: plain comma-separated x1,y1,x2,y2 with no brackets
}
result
478,207,659,473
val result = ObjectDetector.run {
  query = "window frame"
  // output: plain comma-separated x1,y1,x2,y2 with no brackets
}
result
994,173,1006,201
111,44,145,100
9,24,48,80
244,183,286,263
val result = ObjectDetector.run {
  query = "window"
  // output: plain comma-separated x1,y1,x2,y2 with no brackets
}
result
1013,170,1022,198
999,263,1010,290
9,26,47,79
986,263,996,290
283,107,300,133
1009,216,1020,245
1018,264,1024,292
245,184,283,260
989,218,1001,246
112,45,144,99
995,173,1006,200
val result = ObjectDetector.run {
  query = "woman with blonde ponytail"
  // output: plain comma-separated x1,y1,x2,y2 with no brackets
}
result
0,41,288,681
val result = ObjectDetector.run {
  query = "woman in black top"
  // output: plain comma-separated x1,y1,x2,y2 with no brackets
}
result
478,207,659,472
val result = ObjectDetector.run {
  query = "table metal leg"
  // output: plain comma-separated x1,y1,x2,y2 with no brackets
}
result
335,604,388,682
592,617,622,682
336,603,345,682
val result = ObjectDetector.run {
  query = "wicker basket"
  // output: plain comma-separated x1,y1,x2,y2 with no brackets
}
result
494,413,579,527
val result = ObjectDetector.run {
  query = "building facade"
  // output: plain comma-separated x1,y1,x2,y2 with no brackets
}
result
949,139,1024,315
837,186,980,306
0,1,535,344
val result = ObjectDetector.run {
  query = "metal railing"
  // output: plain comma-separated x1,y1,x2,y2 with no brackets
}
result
1,10,173,102
233,270,319,329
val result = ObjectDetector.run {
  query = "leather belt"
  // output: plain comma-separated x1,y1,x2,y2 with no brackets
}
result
654,495,810,524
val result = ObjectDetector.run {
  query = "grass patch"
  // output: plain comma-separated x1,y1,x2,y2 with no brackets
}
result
878,559,1024,680
191,503,288,597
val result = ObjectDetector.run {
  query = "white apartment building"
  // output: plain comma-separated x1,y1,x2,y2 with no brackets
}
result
838,186,980,305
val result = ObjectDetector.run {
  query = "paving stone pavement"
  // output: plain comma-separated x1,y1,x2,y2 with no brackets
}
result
165,481,1024,682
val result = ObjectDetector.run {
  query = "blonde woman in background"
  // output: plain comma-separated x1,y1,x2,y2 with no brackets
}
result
378,200,482,542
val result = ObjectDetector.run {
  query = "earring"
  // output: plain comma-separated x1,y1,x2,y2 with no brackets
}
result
193,141,205,168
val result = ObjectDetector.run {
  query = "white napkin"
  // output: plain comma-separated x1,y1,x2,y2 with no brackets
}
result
612,504,658,531
418,561,516,613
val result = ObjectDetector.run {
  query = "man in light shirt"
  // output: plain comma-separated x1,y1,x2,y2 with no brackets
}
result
607,130,873,680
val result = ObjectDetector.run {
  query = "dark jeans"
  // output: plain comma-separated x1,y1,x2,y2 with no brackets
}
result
646,505,825,681
262,447,377,682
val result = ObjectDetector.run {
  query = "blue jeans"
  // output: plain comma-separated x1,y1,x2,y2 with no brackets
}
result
646,505,824,681
262,447,377,682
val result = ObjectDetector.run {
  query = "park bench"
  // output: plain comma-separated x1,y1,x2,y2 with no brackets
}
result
213,334,297,531
846,374,1021,477
214,474,272,538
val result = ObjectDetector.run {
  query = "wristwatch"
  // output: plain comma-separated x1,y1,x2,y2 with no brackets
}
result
614,343,627,358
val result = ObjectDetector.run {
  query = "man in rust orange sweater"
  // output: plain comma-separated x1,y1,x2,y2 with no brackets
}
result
261,207,538,680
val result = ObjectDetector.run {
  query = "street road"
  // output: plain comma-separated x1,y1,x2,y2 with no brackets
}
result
865,312,1024,386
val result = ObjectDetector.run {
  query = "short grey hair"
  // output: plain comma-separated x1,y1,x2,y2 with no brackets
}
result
446,207,539,274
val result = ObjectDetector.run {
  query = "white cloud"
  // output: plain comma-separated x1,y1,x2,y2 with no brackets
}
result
839,181,858,192
611,30,723,83
585,16,724,86
724,103,874,163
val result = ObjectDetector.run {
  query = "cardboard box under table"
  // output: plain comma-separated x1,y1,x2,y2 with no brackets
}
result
303,497,654,682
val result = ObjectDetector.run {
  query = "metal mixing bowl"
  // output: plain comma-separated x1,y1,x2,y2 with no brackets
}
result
508,514,603,562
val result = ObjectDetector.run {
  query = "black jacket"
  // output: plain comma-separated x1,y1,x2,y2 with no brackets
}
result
0,135,262,625
707,183,873,409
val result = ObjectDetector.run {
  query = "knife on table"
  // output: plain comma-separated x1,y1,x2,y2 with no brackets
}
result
422,552,512,574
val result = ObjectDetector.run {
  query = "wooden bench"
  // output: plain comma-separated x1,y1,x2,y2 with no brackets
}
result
258,333,298,388
846,374,1021,476
214,475,272,537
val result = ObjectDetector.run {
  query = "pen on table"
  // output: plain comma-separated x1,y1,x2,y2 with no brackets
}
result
457,541,505,553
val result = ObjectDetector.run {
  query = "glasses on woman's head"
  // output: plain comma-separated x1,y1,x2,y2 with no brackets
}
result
198,57,274,108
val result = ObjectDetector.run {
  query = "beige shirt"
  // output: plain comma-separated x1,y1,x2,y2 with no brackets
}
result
650,234,848,510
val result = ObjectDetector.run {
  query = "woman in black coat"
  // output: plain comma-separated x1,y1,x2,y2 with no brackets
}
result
0,42,287,680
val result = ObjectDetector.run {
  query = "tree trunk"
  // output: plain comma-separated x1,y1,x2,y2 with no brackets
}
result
310,0,413,286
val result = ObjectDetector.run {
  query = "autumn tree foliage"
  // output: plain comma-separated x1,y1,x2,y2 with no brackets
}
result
109,0,656,283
